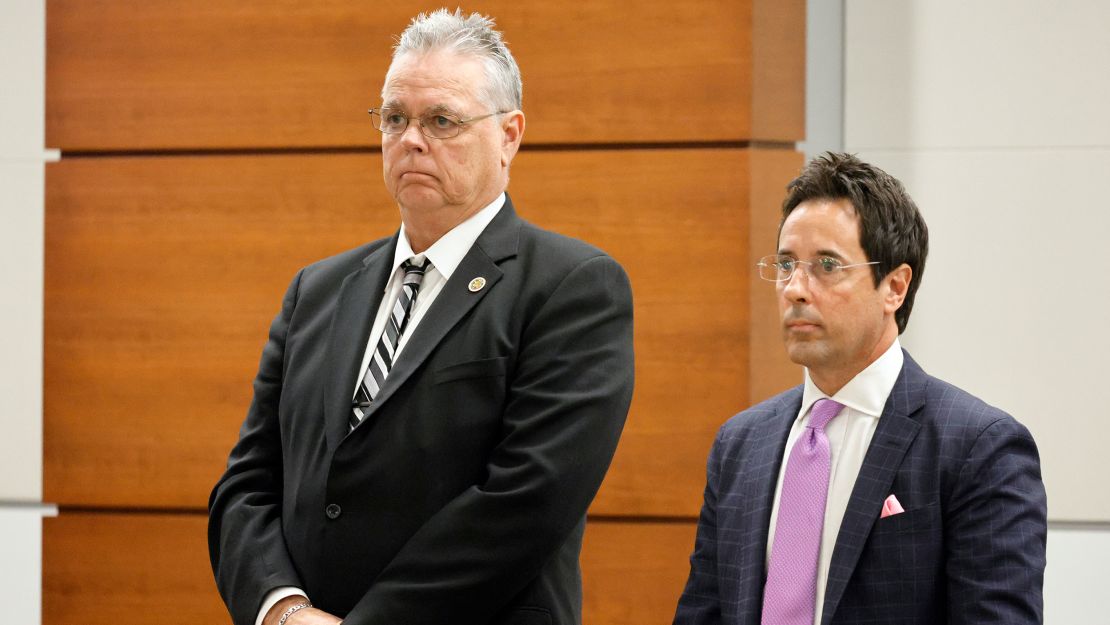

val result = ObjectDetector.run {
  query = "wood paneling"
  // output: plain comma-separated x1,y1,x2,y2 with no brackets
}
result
581,521,698,625
44,153,396,511
43,512,695,625
45,149,750,515
748,149,805,403
45,2,807,621
43,512,227,625
45,0,806,150
512,149,749,517
751,0,807,141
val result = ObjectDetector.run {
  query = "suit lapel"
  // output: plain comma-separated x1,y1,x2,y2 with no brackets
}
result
736,391,803,624
323,239,397,451
348,197,522,432
820,352,926,624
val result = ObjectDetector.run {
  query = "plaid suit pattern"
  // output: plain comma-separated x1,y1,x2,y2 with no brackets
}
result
674,352,1047,625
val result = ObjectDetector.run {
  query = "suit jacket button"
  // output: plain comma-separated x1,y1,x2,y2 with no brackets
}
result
325,504,342,520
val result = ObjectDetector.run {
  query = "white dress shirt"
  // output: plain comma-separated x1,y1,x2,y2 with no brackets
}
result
255,192,505,625
350,192,505,403
764,338,904,625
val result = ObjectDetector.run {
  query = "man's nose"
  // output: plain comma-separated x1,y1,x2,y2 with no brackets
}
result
399,122,428,150
780,266,811,301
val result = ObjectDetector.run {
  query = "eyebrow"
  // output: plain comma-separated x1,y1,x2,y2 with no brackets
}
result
422,103,460,117
775,248,848,260
814,249,847,260
381,100,460,116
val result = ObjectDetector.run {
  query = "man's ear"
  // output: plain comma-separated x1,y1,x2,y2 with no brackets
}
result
883,263,912,315
500,110,525,167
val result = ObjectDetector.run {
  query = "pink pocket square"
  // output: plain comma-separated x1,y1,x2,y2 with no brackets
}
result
880,494,905,518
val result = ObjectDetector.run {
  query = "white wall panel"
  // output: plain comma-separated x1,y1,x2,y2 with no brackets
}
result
845,0,1110,150
801,0,844,158
0,508,44,623
855,148,1110,522
1044,526,1110,623
0,0,45,158
843,0,1109,620
0,159,44,502
0,0,45,504
1,2,46,623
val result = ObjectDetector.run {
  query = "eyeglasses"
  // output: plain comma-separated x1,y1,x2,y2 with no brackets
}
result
757,254,880,285
368,107,506,139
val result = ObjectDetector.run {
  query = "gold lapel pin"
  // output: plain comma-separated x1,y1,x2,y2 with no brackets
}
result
468,277,487,292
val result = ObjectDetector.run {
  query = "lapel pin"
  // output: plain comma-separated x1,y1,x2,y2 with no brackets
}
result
468,277,487,292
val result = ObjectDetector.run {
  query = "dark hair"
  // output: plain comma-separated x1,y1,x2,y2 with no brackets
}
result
781,152,929,333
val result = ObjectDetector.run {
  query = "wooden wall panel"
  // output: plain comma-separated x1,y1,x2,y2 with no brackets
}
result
43,512,696,625
43,512,226,625
748,149,805,403
511,149,749,517
581,521,698,625
44,154,396,510
45,149,750,515
45,2,806,622
751,0,807,141
44,0,808,150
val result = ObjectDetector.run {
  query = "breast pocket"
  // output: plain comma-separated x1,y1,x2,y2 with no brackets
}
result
875,503,938,533
432,356,508,385
864,503,942,583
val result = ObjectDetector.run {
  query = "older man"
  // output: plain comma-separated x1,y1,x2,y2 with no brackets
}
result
208,10,634,625
674,153,1046,624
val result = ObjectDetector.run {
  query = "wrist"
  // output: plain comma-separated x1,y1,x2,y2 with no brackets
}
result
264,595,311,625
276,601,312,625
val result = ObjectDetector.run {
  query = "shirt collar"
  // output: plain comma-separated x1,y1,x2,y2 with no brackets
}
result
392,192,505,280
798,338,904,421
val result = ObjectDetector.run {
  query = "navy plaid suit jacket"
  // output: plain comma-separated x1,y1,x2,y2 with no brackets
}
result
673,351,1047,625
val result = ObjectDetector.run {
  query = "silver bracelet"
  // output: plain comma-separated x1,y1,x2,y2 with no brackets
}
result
276,601,312,625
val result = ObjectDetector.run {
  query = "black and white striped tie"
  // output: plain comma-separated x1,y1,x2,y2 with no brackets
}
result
350,258,430,428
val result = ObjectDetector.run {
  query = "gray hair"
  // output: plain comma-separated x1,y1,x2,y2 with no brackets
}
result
389,8,523,112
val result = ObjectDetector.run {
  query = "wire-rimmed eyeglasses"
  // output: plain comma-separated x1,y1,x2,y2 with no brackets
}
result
757,254,880,285
368,107,506,139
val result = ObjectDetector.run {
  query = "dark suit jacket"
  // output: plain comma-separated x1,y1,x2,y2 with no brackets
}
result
674,352,1047,625
208,196,635,625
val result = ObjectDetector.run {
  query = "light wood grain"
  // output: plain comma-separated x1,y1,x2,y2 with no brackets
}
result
43,512,228,625
46,0,805,150
511,149,750,516
752,0,807,141
748,149,805,403
582,520,699,625
44,153,396,511
43,2,805,622
43,512,696,625
45,149,754,516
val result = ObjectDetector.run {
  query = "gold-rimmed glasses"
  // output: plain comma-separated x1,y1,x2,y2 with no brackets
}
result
368,107,506,139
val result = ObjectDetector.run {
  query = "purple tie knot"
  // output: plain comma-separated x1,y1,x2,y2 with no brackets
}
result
808,398,845,432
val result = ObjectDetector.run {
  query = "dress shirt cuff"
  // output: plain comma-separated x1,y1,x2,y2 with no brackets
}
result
256,587,308,625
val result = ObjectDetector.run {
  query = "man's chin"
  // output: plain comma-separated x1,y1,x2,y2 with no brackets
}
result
396,189,447,213
783,340,825,368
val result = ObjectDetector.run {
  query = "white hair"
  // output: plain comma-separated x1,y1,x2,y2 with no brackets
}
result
388,8,523,111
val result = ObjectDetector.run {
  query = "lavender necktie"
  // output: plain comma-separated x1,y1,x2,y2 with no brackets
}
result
761,398,845,625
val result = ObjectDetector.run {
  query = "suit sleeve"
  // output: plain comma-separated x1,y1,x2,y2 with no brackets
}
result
208,270,306,625
335,254,634,624
672,430,724,625
945,415,1047,624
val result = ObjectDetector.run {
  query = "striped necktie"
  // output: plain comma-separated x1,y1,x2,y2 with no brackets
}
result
350,258,430,428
